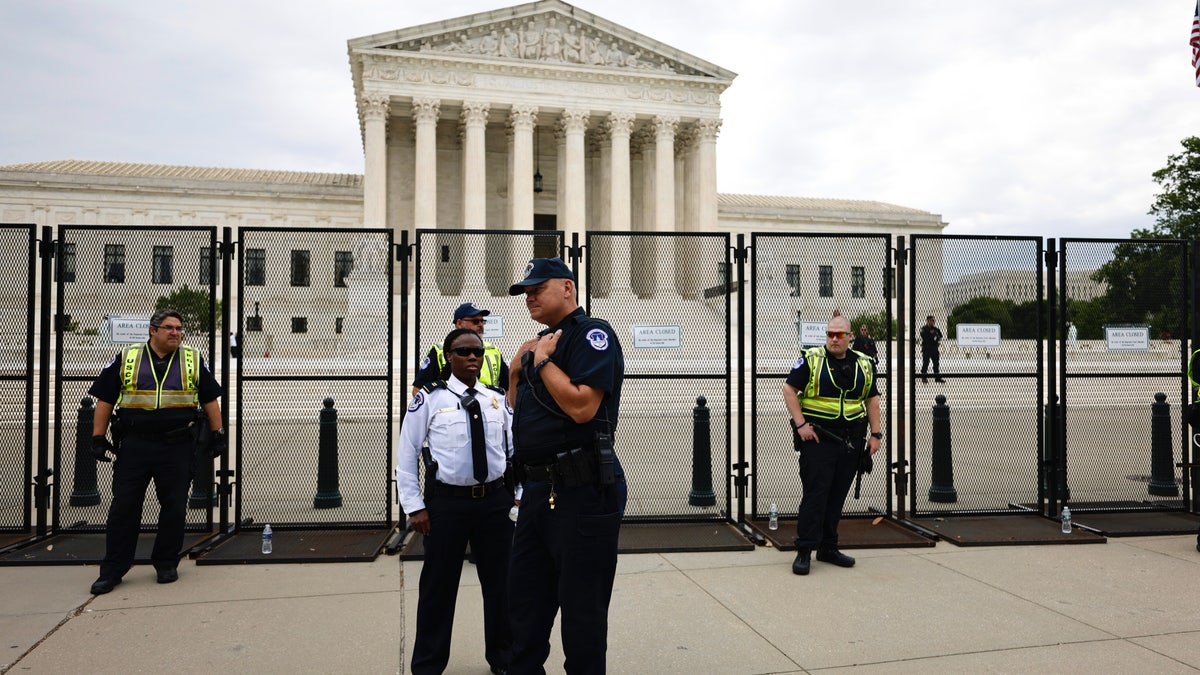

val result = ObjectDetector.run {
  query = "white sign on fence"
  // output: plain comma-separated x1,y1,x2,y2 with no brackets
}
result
482,315,504,340
632,325,681,349
799,321,829,347
1105,325,1150,351
955,323,1001,347
101,316,151,344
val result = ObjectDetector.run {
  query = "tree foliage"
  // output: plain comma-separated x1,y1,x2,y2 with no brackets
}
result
848,310,896,340
155,285,219,335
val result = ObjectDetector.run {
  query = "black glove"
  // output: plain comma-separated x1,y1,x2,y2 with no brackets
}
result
92,435,115,462
209,427,228,458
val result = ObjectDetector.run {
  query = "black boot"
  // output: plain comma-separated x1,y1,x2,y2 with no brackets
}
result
792,548,811,575
816,548,856,568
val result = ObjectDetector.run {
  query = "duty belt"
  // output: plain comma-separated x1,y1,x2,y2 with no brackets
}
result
427,478,506,499
519,446,599,489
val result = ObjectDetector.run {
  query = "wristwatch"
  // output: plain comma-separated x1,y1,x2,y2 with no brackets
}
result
870,432,883,440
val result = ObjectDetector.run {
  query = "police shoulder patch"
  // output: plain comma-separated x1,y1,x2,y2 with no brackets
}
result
504,399,514,415
585,328,610,351
792,356,805,370
419,355,431,371
407,391,425,413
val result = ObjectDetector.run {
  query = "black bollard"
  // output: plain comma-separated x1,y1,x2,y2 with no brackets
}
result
69,397,101,507
928,394,958,502
1148,392,1180,496
688,395,716,507
314,397,343,508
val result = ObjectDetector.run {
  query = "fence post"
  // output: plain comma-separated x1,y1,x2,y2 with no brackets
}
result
1149,392,1180,496
928,394,957,503
314,397,343,508
69,397,101,507
688,395,716,507
1043,398,1070,503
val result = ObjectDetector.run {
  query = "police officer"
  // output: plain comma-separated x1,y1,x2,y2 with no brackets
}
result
850,324,878,362
88,308,225,594
397,327,516,675
412,302,509,398
783,310,881,575
506,257,625,675
920,315,945,383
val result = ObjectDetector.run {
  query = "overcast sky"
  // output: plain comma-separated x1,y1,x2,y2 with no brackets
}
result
1,1,1196,239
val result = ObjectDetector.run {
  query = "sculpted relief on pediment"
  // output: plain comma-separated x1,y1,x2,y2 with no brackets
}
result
380,15,706,78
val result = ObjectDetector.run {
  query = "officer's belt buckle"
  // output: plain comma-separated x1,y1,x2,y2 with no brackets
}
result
471,484,486,498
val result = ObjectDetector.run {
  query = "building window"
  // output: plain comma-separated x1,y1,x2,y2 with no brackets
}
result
718,262,730,286
334,251,354,288
290,250,310,287
153,246,174,284
291,317,308,334
200,246,219,286
818,265,833,297
335,317,344,334
786,264,801,297
57,242,76,283
245,315,262,332
245,248,265,286
852,266,865,298
104,244,125,283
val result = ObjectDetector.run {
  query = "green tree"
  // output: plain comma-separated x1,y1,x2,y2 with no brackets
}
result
948,296,1014,339
155,285,220,335
848,310,896,340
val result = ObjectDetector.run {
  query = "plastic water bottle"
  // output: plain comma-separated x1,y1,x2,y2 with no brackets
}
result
1060,506,1072,534
509,504,519,522
768,503,779,531
262,524,273,554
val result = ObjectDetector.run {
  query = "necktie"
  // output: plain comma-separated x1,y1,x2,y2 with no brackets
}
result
464,388,488,484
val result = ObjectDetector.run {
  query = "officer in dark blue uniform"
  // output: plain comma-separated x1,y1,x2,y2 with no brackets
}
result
87,308,225,594
397,328,516,675
505,257,625,675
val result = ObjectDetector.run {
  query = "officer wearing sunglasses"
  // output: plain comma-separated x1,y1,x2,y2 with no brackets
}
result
397,327,516,675
412,302,509,398
782,310,881,576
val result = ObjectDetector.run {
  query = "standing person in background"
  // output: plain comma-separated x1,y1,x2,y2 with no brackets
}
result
87,308,225,594
505,257,626,675
397,328,516,675
850,324,878,362
412,302,508,398
783,310,881,576
919,315,945,383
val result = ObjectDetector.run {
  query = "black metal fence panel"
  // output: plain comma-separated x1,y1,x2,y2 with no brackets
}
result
751,233,893,520
1059,238,1191,511
908,235,1044,515
55,225,219,533
0,225,35,534
235,227,393,529
587,231,732,523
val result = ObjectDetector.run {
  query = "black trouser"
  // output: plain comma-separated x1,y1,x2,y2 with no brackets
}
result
508,476,624,675
412,486,514,675
99,434,193,579
921,349,940,378
794,428,861,550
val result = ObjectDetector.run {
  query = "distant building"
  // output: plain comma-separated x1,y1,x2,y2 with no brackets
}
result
944,269,1107,311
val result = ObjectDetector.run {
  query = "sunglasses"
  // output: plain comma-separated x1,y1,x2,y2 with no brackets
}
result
449,346,486,357
826,331,850,339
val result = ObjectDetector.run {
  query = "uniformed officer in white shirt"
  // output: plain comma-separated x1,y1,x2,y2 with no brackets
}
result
397,327,517,675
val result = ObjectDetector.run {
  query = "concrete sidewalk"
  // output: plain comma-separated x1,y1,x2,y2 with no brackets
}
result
5,534,1200,674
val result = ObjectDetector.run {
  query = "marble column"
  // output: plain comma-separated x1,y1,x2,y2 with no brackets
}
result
460,102,490,230
412,97,440,230
361,92,389,230
497,105,538,295
632,128,656,298
684,118,721,298
674,125,692,297
607,112,635,232
590,127,612,297
560,109,589,258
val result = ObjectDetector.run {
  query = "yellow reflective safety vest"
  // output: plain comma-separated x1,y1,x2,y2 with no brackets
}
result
116,342,200,410
430,342,503,388
1190,349,1199,402
798,346,875,422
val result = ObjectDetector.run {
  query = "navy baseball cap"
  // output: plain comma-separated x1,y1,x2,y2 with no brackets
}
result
508,257,575,295
453,302,491,321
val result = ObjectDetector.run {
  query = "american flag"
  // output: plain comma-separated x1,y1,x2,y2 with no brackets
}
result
1193,2,1200,86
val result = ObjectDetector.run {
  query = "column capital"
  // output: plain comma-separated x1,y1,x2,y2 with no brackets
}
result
630,127,653,158
412,97,441,123
652,115,680,140
460,101,491,127
588,128,610,153
507,104,539,131
605,111,636,137
694,117,722,141
361,92,390,122
559,108,590,134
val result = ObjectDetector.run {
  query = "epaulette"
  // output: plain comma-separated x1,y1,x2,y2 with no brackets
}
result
421,380,448,394
483,383,505,395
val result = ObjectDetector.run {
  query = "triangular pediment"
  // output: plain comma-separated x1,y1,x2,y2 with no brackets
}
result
348,0,735,81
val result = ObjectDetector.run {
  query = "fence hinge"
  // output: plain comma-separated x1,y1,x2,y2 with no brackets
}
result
38,238,55,259
394,242,412,263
